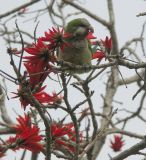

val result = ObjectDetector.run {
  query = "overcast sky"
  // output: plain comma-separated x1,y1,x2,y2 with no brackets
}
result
0,0,146,160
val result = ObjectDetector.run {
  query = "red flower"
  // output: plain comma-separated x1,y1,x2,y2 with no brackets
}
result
91,36,112,60
50,122,83,152
51,122,73,138
51,122,74,151
40,27,70,50
24,39,56,90
12,114,31,133
34,88,63,105
12,85,62,108
110,135,124,152
24,62,51,90
86,33,106,60
8,114,43,153
101,36,112,53
7,126,43,152
92,51,105,60
24,39,56,70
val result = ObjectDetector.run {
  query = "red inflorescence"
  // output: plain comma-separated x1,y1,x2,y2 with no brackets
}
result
101,36,112,53
24,39,56,70
110,135,124,152
8,114,43,153
33,86,63,105
40,27,70,50
92,51,105,60
50,122,83,152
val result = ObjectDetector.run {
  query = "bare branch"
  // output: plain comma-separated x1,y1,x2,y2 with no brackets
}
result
0,0,41,19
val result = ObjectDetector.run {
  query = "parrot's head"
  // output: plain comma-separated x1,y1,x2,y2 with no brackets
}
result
65,18,94,39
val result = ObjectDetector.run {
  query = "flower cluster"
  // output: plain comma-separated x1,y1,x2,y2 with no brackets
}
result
13,85,63,109
6,114,43,153
91,36,112,60
110,135,124,152
12,28,67,109
0,115,84,158
50,122,83,152
40,27,70,50
23,38,56,89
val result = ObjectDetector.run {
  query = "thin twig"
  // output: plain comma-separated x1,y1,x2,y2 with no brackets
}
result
15,20,24,75
0,0,41,19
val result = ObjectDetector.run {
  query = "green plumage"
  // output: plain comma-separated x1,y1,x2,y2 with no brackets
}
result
58,18,93,74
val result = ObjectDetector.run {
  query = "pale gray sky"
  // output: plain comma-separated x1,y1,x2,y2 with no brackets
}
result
0,0,146,160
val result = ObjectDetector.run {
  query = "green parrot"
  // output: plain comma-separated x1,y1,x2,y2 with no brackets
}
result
58,18,94,74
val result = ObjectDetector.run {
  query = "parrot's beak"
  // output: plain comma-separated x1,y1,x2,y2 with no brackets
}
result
88,25,94,33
